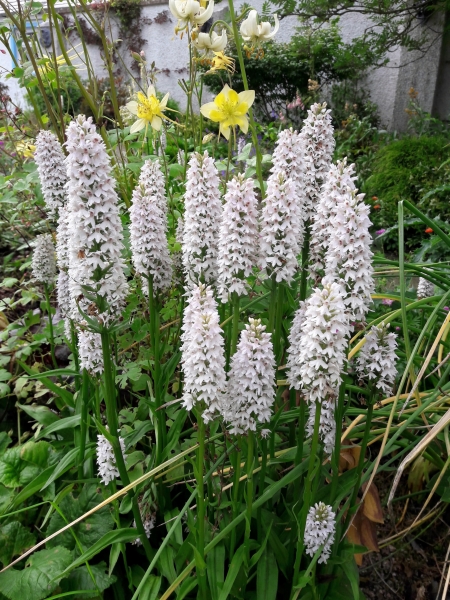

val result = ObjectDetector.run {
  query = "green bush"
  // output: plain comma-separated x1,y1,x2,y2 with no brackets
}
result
365,136,450,233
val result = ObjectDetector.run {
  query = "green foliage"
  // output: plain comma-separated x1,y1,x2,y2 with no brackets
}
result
46,484,115,550
32,69,84,118
203,23,368,122
364,135,450,248
0,546,72,600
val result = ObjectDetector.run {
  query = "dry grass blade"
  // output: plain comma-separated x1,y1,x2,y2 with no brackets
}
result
0,441,200,572
387,408,450,507
400,311,450,416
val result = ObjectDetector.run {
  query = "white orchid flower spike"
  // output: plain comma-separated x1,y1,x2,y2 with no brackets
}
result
240,10,279,43
169,0,214,31
193,29,228,52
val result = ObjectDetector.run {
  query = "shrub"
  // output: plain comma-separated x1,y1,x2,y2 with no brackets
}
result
364,136,450,244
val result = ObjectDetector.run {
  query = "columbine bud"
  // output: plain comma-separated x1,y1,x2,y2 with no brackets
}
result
31,233,57,286
193,30,228,52
304,502,336,564
180,284,226,422
34,130,68,218
224,318,276,434
169,0,214,31
240,10,279,43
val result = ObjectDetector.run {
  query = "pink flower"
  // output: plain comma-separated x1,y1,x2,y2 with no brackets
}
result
382,298,394,306
376,229,386,235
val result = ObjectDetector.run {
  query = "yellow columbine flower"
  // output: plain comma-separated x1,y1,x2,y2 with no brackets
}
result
15,141,36,159
126,85,170,134
209,51,235,73
200,84,255,140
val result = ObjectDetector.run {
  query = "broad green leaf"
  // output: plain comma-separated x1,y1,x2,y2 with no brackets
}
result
46,484,114,551
0,485,13,515
0,521,36,566
35,414,81,440
17,403,59,427
0,546,72,600
206,545,225,600
41,445,95,489
0,448,40,488
0,278,18,288
20,440,50,467
217,545,246,600
123,420,153,449
61,529,139,575
138,575,161,600
157,546,177,585
11,465,55,508
60,561,117,597
256,548,278,600
0,432,11,457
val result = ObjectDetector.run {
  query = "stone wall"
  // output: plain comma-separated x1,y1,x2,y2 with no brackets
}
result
0,0,446,131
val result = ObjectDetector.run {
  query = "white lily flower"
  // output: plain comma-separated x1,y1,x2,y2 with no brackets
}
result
192,29,227,52
240,10,279,43
169,0,214,30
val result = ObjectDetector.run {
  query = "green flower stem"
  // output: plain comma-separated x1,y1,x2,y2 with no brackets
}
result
256,437,267,541
226,0,265,198
230,293,240,356
77,368,91,479
148,277,166,462
229,446,242,556
195,409,208,600
299,226,311,301
268,277,277,334
292,400,322,593
329,375,348,503
70,321,80,375
100,329,153,560
244,430,255,564
44,284,58,370
273,283,284,362
344,400,374,528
